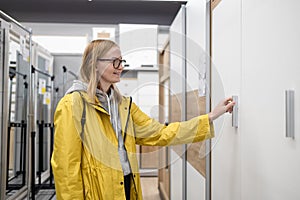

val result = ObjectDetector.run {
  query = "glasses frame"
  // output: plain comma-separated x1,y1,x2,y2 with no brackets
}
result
97,58,127,69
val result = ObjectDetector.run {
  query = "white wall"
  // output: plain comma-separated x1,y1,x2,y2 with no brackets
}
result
119,24,158,69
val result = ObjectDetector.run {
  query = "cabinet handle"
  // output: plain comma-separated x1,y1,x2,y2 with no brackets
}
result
285,90,295,139
232,95,238,128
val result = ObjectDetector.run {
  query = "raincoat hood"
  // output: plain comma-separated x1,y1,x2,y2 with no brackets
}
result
65,80,115,113
65,80,87,94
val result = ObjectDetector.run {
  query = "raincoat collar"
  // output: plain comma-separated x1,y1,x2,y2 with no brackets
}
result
65,80,131,122
66,80,110,114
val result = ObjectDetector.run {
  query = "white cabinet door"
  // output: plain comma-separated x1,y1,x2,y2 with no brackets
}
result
170,5,185,200
212,0,300,200
211,0,242,200
241,1,300,199
186,0,208,200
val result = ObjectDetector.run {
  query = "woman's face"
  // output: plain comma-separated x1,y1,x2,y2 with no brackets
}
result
96,46,124,86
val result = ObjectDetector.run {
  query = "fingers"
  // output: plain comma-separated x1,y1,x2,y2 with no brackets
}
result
226,101,235,113
225,100,236,113
220,96,235,113
211,97,236,122
224,97,233,102
224,97,233,105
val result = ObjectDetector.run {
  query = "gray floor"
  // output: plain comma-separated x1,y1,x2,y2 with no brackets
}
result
10,177,159,200
36,190,56,200
36,177,159,200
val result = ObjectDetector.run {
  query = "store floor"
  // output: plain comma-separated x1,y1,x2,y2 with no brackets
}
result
31,177,161,199
140,177,161,200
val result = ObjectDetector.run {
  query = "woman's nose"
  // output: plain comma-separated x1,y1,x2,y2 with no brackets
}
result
119,63,125,70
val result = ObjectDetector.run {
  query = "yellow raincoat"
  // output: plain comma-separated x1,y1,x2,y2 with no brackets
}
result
51,91,214,200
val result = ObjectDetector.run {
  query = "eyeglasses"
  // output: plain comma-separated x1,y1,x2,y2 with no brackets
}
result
97,58,127,69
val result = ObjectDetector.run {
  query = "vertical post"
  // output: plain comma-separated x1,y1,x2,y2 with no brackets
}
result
181,4,187,200
49,80,56,187
205,1,212,200
62,66,67,94
6,74,13,189
38,120,43,185
50,77,55,129
27,30,35,200
49,125,54,187
20,121,24,175
22,120,27,185
6,75,14,188
22,81,28,186
31,131,36,200
6,126,11,188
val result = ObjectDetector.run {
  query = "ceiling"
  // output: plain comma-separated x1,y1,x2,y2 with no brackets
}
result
0,0,187,25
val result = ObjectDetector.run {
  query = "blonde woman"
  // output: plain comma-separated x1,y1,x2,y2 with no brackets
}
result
51,39,235,200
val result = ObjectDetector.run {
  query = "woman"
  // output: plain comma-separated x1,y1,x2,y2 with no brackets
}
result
51,39,235,200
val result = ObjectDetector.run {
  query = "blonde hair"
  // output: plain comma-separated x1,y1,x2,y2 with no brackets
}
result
80,39,122,103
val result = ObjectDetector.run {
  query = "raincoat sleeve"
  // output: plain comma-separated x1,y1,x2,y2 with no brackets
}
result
131,102,214,146
51,95,84,200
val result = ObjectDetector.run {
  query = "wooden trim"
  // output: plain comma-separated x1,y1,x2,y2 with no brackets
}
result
159,74,170,83
159,182,170,200
211,0,222,10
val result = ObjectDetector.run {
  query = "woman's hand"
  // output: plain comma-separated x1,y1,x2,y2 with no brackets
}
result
208,97,236,122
